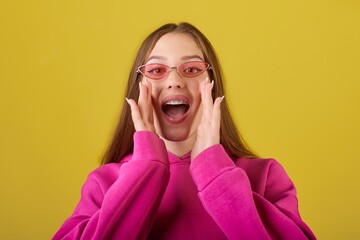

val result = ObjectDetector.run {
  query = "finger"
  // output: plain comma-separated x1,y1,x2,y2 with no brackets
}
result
199,78,208,124
212,95,224,131
203,78,214,122
138,80,149,122
142,79,154,129
126,98,146,131
146,80,154,125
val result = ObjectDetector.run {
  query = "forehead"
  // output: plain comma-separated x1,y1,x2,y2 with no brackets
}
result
148,33,204,61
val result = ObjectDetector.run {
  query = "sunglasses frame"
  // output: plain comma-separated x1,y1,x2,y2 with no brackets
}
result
137,61,211,80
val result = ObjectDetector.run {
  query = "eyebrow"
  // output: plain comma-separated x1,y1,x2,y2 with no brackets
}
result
146,55,166,62
182,55,204,61
146,55,204,63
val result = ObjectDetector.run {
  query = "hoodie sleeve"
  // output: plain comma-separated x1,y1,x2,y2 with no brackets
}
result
53,131,170,240
190,144,316,240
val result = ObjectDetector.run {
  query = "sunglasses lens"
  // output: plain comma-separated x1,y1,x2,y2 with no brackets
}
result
138,62,210,80
178,62,209,78
140,64,169,80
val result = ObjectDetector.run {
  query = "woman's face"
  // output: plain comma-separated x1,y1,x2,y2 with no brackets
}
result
143,33,208,141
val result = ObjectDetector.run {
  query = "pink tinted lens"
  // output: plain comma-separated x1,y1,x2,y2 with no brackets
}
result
178,62,209,78
141,64,169,79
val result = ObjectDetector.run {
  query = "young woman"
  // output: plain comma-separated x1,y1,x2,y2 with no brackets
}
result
53,23,316,240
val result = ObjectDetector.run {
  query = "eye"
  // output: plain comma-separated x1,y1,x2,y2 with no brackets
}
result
146,66,167,75
180,62,208,77
183,67,201,74
141,64,169,79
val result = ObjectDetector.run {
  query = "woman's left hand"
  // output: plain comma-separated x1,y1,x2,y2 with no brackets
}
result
191,77,224,160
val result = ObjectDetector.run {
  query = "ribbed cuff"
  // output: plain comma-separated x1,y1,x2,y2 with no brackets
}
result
132,131,169,167
190,144,236,192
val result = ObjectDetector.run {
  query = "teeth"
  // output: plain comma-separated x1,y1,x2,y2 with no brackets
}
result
165,100,188,105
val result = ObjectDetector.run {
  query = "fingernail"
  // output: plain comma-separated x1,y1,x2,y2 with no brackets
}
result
220,95,225,102
211,80,214,89
144,77,148,84
125,97,130,104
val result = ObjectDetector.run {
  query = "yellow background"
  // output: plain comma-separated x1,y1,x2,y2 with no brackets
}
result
1,0,359,239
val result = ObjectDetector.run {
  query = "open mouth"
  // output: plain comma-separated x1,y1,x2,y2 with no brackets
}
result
161,99,190,119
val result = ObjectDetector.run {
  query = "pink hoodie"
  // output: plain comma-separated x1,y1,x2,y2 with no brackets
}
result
53,131,316,239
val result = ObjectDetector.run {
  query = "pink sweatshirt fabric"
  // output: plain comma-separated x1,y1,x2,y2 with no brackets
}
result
53,131,316,240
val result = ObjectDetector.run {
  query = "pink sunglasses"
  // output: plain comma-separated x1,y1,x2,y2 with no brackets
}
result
137,61,211,80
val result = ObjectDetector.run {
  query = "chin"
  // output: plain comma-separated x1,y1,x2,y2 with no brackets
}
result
162,133,188,142
160,129,195,142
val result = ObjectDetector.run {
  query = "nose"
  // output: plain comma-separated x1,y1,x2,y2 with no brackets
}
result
166,70,185,89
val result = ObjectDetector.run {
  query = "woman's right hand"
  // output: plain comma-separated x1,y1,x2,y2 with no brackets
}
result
126,78,156,133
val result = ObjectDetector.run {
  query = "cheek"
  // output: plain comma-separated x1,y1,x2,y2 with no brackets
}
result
149,83,162,100
189,82,202,101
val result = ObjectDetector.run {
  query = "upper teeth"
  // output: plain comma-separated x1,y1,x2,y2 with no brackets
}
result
165,100,187,105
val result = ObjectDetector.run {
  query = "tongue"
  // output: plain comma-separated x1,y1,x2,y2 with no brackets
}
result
163,105,188,118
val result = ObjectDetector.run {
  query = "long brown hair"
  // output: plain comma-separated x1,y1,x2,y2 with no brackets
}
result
101,22,256,164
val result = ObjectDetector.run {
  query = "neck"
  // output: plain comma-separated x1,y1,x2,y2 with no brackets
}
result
162,133,196,157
